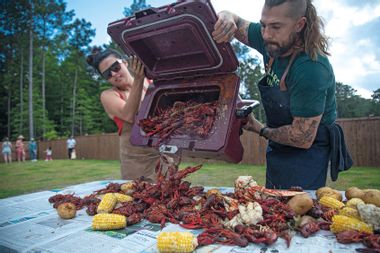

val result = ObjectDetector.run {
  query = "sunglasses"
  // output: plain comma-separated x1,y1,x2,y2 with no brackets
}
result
101,59,123,79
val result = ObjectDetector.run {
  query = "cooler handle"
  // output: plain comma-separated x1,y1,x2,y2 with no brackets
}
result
135,8,158,19
235,100,260,118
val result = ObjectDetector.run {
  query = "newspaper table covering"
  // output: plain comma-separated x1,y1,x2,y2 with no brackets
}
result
0,180,363,253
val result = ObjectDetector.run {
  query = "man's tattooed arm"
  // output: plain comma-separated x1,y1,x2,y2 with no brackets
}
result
235,17,251,46
262,115,322,149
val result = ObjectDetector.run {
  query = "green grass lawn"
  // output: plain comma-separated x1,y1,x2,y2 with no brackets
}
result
0,159,379,199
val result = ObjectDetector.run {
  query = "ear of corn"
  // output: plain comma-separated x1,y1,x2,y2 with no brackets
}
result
346,198,365,209
339,207,361,220
121,182,135,194
97,193,118,213
157,232,198,253
92,213,126,230
330,215,373,234
114,193,133,203
319,196,345,210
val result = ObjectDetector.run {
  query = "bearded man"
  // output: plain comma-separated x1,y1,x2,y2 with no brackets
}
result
213,0,352,189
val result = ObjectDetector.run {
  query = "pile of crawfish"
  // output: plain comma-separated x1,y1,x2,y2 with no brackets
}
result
139,100,218,143
48,159,380,251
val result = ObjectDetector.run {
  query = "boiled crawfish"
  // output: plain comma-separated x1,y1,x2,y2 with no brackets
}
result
48,193,83,210
335,230,380,252
257,198,295,233
144,203,177,228
139,100,219,143
234,224,278,245
197,228,249,247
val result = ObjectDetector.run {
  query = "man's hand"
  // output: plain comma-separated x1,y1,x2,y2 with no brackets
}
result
212,11,238,43
128,56,145,81
213,11,251,46
243,114,264,134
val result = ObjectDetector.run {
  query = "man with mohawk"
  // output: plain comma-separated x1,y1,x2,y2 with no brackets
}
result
213,0,352,189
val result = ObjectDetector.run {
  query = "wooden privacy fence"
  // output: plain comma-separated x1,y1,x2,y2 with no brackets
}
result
2,117,380,166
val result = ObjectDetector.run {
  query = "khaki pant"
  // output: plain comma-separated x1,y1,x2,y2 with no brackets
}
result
119,121,182,182
119,122,160,183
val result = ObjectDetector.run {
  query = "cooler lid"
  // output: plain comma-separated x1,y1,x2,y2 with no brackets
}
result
107,0,238,80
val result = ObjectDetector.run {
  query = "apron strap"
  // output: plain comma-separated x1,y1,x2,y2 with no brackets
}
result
279,50,301,91
266,57,275,74
266,44,303,91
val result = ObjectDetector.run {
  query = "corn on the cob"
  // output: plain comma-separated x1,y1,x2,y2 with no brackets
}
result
92,213,126,230
319,196,345,210
121,182,135,195
157,232,198,253
339,207,361,220
97,193,117,213
330,215,373,234
346,198,365,209
114,193,133,203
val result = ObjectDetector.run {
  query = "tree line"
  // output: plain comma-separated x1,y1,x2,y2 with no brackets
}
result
1,0,379,141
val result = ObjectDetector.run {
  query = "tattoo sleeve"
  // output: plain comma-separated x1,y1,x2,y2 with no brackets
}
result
235,17,250,46
264,115,322,149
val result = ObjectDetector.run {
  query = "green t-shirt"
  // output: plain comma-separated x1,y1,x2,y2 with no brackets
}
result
248,23,337,125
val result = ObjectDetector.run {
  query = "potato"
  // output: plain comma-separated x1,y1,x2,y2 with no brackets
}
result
363,189,379,193
346,198,365,209
296,215,316,228
316,187,342,201
345,187,365,200
316,187,333,199
327,190,343,201
329,190,343,201
287,193,314,215
57,202,77,219
362,190,380,207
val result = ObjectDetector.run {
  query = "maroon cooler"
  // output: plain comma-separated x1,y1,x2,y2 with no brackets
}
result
107,0,258,163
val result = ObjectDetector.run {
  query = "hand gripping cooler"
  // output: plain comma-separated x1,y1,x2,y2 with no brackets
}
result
107,0,258,163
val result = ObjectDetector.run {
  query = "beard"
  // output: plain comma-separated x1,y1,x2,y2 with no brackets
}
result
264,32,298,57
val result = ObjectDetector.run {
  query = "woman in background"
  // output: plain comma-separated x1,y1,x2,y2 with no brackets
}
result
15,135,25,162
2,137,12,163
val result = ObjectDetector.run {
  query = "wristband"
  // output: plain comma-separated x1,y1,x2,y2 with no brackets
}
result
259,126,268,139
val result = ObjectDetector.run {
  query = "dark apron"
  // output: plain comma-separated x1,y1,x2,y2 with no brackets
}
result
258,76,330,190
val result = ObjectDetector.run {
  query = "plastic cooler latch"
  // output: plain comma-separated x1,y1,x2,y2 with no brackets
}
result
134,8,158,19
235,100,260,118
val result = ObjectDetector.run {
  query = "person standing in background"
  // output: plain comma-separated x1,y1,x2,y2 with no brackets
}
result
29,138,38,162
15,135,26,162
44,147,53,161
2,137,12,164
66,136,76,159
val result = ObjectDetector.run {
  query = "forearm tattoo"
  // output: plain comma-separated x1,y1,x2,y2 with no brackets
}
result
235,17,250,45
264,117,321,148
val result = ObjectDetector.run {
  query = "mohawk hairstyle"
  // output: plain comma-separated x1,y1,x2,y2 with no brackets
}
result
265,0,330,60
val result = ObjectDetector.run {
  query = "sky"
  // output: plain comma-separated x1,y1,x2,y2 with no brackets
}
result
66,0,380,99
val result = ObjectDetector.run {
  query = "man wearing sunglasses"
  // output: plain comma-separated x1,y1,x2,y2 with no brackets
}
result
87,48,161,183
